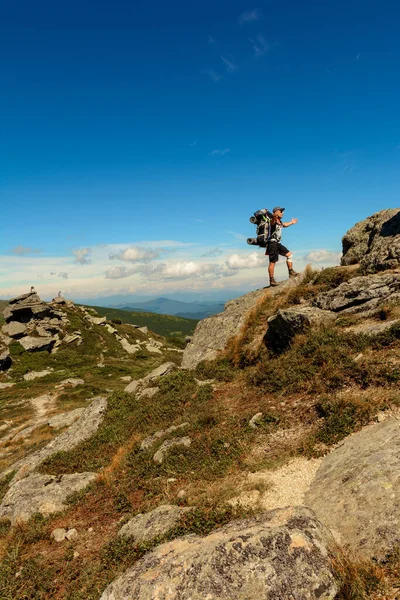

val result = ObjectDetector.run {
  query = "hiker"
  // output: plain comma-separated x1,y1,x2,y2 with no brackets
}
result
266,206,299,287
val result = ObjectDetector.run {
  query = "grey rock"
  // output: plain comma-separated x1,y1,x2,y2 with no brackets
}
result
23,369,52,381
118,504,193,543
145,343,162,354
2,322,27,339
124,380,140,394
65,528,78,541
306,417,400,558
314,272,400,315
2,397,107,484
182,279,300,370
120,376,132,382
124,362,176,394
265,306,335,352
0,347,12,371
346,319,400,336
120,338,140,355
19,336,57,352
153,437,191,465
100,506,337,600
249,412,263,429
52,528,67,542
52,296,67,305
137,386,159,399
140,423,189,451
0,472,96,524
138,326,148,334
48,408,85,429
341,208,400,272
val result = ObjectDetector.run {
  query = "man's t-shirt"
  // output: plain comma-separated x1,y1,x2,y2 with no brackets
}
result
269,220,283,242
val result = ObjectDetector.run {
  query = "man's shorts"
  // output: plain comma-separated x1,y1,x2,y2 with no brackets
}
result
265,241,290,263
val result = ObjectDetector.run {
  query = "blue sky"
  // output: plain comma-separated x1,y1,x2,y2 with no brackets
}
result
1,0,399,300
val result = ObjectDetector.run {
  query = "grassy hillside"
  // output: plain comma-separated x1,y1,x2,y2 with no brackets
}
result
84,305,198,338
1,270,400,599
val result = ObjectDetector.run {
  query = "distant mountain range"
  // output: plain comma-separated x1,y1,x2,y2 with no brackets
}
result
117,297,225,320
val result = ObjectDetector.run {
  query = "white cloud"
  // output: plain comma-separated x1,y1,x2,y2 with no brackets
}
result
59,272,69,279
221,55,238,73
109,247,159,263
304,250,341,264
226,252,265,270
210,148,231,156
238,9,260,25
190,139,199,146
12,246,41,256
251,34,269,58
201,248,223,258
105,265,140,279
73,247,92,265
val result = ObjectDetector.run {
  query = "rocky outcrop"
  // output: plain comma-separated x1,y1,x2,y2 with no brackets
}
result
118,504,193,543
306,417,400,559
265,306,336,352
3,292,52,323
314,272,400,315
0,472,96,524
1,396,107,484
182,281,299,370
341,208,400,272
2,292,69,354
101,506,337,600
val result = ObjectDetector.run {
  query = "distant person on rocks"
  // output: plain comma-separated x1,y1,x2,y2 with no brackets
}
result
30,286,36,293
267,207,299,287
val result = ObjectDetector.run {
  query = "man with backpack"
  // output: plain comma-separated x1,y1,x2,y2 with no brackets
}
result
267,206,299,287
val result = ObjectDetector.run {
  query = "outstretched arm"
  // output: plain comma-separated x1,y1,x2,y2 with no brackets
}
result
282,218,298,228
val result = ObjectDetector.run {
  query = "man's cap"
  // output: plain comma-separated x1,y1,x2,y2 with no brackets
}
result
272,206,285,213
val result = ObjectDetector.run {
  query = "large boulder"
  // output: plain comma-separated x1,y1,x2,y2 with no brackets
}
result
182,280,299,370
0,472,97,524
265,306,335,353
305,418,400,559
341,209,400,272
100,506,337,600
314,272,400,315
1,322,27,339
18,335,57,352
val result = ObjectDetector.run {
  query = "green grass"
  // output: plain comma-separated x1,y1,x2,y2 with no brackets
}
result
84,305,198,338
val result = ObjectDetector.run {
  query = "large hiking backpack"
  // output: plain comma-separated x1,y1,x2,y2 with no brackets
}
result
247,209,273,248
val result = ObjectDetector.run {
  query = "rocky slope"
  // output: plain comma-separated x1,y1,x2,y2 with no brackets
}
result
0,208,400,600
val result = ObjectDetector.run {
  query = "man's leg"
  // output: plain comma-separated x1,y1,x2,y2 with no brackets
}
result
268,242,279,286
285,251,299,278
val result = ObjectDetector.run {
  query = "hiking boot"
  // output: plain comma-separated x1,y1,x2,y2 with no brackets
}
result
288,269,299,278
269,278,280,287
